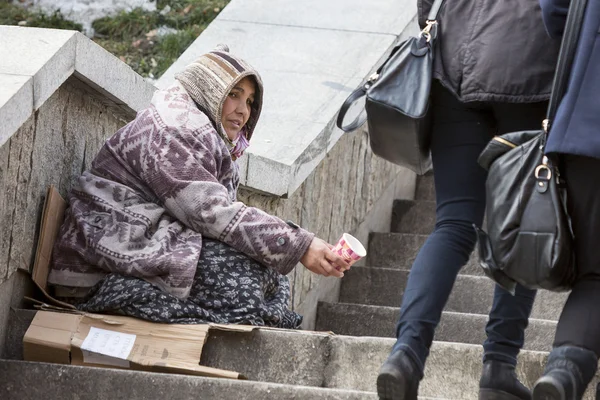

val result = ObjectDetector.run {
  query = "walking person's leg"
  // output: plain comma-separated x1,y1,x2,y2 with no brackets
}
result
532,155,600,400
378,82,496,399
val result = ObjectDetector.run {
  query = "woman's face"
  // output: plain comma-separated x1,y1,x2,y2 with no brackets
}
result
221,77,256,141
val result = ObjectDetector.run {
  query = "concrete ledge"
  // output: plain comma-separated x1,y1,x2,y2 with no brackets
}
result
0,26,156,148
158,0,419,196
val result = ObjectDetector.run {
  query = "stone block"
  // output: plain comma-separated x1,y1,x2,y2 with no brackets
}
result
31,35,77,110
0,359,379,400
0,278,15,358
316,302,556,352
0,27,76,77
339,267,568,321
0,26,154,148
367,232,482,275
4,307,35,360
74,34,156,114
350,171,417,268
218,0,417,35
201,329,330,387
0,74,33,147
391,199,436,234
295,276,341,331
158,20,398,89
244,154,291,196
415,171,435,201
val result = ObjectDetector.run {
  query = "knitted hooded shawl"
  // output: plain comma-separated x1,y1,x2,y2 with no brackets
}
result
48,46,313,299
176,44,263,154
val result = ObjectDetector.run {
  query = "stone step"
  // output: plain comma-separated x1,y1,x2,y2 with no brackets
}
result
0,359,379,400
415,171,435,201
391,199,436,235
4,309,599,398
315,302,556,352
367,232,482,276
339,267,568,321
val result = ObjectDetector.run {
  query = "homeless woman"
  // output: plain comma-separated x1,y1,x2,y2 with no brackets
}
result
47,45,348,329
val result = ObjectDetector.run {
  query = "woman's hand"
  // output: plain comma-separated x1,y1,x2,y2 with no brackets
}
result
300,238,350,278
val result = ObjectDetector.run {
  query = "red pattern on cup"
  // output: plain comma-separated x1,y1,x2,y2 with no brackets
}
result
333,238,362,263
332,233,367,271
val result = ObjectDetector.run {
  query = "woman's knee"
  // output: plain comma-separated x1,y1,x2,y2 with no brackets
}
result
433,220,478,251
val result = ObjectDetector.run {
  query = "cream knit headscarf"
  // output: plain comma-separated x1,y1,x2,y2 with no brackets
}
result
175,44,264,151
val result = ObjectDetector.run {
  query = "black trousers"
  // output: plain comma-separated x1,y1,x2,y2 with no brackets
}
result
554,155,600,357
392,82,548,369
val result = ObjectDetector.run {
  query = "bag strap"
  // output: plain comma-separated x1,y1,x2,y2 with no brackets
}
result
545,0,589,131
427,0,446,21
336,86,368,132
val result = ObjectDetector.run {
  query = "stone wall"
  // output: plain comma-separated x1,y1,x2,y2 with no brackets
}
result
239,123,415,328
0,77,130,354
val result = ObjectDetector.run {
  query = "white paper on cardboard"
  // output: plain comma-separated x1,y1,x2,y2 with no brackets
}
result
80,327,136,367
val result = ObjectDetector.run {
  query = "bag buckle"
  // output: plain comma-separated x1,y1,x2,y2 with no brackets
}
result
421,20,437,42
365,72,379,88
535,156,552,181
542,119,550,133
367,72,379,83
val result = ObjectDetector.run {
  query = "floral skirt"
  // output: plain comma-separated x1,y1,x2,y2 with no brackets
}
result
74,238,302,329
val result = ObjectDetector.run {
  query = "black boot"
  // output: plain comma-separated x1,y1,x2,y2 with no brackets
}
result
479,360,532,399
377,349,422,400
532,346,598,400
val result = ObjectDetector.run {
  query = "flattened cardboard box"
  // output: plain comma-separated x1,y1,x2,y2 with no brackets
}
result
23,310,254,379
25,186,257,379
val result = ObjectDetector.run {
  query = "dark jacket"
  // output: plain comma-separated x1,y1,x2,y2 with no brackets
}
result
540,0,600,159
419,0,561,103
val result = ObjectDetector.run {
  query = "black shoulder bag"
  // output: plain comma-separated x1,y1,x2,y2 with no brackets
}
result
335,0,445,175
473,0,588,294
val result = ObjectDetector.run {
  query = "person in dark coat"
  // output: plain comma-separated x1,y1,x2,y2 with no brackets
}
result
531,0,600,398
376,1,560,399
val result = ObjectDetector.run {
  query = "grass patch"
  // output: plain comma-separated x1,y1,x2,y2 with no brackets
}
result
0,1,82,31
1,0,229,79
91,0,229,78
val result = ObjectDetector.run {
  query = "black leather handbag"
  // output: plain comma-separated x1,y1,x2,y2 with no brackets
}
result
473,0,588,294
335,0,445,175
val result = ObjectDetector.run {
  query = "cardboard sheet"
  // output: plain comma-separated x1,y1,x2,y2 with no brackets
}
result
30,185,75,309
23,311,256,379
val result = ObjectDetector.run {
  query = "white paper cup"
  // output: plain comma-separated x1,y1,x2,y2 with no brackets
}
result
332,233,367,268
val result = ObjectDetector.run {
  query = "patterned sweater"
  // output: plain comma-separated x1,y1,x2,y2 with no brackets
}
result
49,82,314,299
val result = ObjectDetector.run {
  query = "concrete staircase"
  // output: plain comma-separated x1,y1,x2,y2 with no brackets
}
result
2,173,599,399
315,172,600,398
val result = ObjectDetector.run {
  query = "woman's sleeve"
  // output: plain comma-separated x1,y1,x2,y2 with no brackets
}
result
140,123,314,275
539,0,570,39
